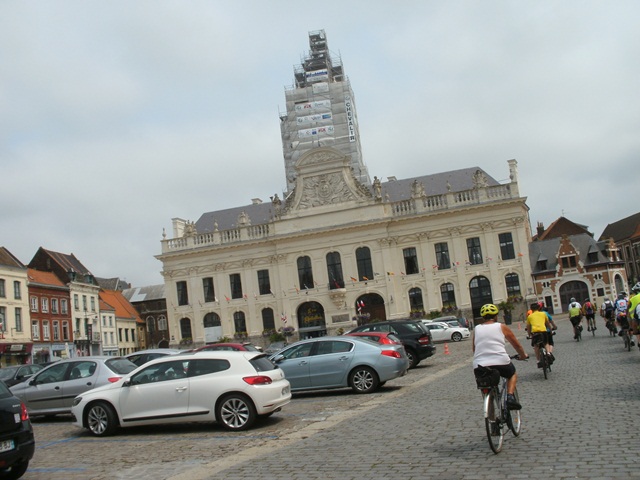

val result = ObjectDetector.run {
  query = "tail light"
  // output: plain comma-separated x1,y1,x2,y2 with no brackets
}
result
243,375,273,385
107,377,122,383
418,335,431,345
381,350,402,359
20,402,29,422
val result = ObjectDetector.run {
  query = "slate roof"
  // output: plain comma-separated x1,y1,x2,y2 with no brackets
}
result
195,166,499,233
533,217,592,241
122,284,166,303
599,211,640,242
0,247,26,269
529,233,610,274
96,277,131,291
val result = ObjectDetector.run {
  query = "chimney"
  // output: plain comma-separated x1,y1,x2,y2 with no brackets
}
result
536,222,545,237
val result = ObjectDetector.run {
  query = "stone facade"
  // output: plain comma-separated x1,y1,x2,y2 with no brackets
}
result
157,152,534,348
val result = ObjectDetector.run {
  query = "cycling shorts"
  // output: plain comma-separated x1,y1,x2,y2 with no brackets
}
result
480,362,516,380
570,316,582,327
530,332,549,348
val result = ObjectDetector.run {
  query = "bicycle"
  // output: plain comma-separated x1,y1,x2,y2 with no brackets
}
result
474,355,525,454
586,316,596,336
575,323,582,342
619,316,633,352
529,332,552,379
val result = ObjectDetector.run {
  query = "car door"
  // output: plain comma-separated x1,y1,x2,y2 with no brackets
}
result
186,358,232,416
60,361,101,408
118,360,190,422
20,362,71,412
309,340,355,388
273,342,313,389
426,323,446,341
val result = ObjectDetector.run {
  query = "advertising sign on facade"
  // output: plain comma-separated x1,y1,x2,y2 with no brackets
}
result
345,95,356,142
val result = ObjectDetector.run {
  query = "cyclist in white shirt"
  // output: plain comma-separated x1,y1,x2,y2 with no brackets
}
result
568,298,582,340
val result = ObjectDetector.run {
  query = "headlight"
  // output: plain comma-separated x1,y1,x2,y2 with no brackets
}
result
72,397,83,407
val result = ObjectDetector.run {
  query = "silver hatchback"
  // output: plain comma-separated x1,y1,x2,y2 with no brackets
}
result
10,356,137,417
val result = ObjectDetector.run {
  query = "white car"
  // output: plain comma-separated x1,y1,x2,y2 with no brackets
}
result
71,351,291,436
421,321,470,342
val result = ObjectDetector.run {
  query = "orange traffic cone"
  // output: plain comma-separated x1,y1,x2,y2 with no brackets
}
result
444,343,450,355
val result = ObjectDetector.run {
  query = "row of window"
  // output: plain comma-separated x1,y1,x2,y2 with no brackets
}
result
0,306,22,332
31,320,69,341
176,272,523,340
0,279,22,299
175,234,518,306
29,296,69,314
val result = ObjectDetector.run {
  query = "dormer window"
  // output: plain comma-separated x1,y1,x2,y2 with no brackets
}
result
537,260,547,271
560,256,577,268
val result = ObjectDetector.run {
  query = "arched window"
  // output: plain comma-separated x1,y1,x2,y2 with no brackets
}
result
179,318,192,340
146,316,155,334
233,311,247,334
203,312,221,328
262,308,275,331
326,252,345,289
408,287,424,311
157,315,167,331
297,256,314,291
440,283,456,309
356,246,374,281
505,273,521,297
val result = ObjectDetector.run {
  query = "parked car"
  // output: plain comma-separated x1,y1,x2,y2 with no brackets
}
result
0,365,44,388
71,351,291,436
264,341,287,355
421,321,470,342
10,356,138,417
344,331,403,346
194,343,262,353
269,336,408,394
0,380,35,479
428,315,470,329
124,349,182,367
347,319,436,369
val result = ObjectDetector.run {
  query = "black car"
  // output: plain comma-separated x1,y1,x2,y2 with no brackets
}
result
0,365,44,388
347,319,436,368
0,381,35,479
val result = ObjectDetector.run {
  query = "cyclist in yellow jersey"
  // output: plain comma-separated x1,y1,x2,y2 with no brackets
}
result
568,298,583,340
629,283,640,350
526,302,553,368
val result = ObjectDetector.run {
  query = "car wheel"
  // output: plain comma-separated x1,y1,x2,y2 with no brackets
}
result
348,366,379,394
86,401,118,436
405,348,420,368
0,459,29,480
451,332,463,342
216,394,257,431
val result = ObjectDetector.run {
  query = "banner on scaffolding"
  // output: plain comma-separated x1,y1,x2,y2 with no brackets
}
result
298,125,335,139
305,68,328,82
295,99,331,112
296,112,333,125
345,95,356,142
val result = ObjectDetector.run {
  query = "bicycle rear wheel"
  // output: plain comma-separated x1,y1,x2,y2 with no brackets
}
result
484,390,504,454
541,349,549,379
506,388,522,436
625,332,631,351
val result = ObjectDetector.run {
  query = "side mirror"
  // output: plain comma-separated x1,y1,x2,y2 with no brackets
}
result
122,379,132,387
272,355,285,363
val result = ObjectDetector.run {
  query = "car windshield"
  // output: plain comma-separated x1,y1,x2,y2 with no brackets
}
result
106,358,138,374
0,367,19,380
250,354,280,372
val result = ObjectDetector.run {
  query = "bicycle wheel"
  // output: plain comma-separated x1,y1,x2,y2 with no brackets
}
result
484,390,504,454
591,320,596,336
576,327,581,342
625,332,631,351
506,388,522,436
541,349,548,379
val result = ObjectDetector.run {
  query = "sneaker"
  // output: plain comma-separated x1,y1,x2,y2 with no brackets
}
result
549,353,555,363
537,361,543,368
593,327,597,331
506,394,522,410
587,327,591,332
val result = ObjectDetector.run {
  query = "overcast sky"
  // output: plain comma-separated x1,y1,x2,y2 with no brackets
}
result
2,1,638,287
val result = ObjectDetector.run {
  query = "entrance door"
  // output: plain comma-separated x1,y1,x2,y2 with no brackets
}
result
559,281,589,312
355,293,386,322
469,276,493,320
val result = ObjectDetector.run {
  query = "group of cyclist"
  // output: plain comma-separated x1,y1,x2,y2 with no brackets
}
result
473,284,640,412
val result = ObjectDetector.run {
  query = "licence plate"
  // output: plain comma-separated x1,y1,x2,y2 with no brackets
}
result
282,385,290,395
0,439,14,453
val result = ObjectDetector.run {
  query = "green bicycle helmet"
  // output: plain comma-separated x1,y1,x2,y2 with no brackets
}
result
480,303,499,317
